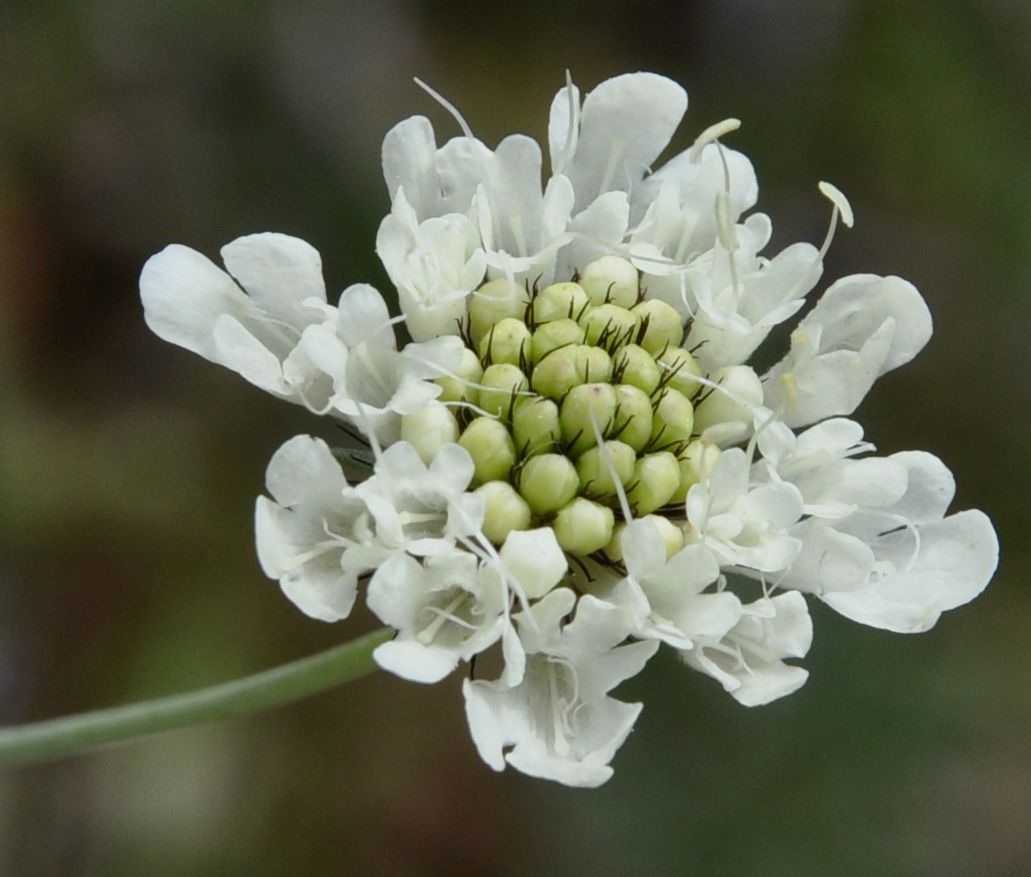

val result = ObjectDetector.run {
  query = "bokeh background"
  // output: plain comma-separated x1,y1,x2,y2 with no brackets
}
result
2,1,1028,874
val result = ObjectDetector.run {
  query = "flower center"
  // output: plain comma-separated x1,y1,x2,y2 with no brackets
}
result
404,256,761,559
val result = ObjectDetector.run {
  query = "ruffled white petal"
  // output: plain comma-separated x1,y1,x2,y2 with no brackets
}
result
763,274,933,427
254,436,372,623
683,592,812,706
463,590,658,787
220,233,327,329
140,244,251,361
564,73,688,212
822,510,998,633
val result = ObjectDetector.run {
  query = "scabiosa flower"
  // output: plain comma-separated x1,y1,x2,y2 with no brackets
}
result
140,72,999,787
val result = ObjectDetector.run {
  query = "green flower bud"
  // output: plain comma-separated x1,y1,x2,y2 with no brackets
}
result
604,514,683,562
531,345,581,399
531,344,611,398
478,317,531,367
693,365,764,444
531,282,591,324
469,278,529,342
631,299,684,354
574,344,612,384
670,440,721,503
628,451,681,515
657,346,704,398
512,396,561,457
611,384,653,451
649,388,695,450
459,417,516,485
436,347,483,404
579,256,639,308
612,343,661,395
531,318,584,362
400,404,460,464
560,383,617,457
477,363,528,419
553,498,614,555
475,481,532,544
576,440,635,499
518,453,579,515
580,304,639,348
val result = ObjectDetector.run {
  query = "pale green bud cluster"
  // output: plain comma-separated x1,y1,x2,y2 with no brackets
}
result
417,256,761,559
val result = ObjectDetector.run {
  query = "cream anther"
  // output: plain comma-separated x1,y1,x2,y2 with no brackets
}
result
689,118,742,163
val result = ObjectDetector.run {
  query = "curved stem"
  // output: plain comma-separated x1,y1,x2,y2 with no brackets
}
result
0,627,392,767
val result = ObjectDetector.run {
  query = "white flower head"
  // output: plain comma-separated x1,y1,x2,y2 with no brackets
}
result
142,70,998,788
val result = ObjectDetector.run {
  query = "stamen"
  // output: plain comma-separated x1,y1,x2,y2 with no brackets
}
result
416,591,470,644
413,77,474,140
818,181,854,258
553,69,578,177
880,510,923,572
689,118,741,163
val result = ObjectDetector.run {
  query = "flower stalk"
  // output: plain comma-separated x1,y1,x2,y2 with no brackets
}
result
0,627,392,766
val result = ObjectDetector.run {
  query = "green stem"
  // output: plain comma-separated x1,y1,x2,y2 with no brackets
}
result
0,627,392,767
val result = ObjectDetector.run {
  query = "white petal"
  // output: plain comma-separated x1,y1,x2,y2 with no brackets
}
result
278,559,358,623
567,73,688,210
824,510,998,632
505,698,641,788
764,274,933,427
672,592,742,639
633,143,757,233
365,552,424,630
482,134,545,257
889,451,956,524
211,315,288,395
784,520,875,595
374,639,458,684
382,115,437,213
662,543,722,594
462,678,510,771
620,518,668,582
220,233,326,330
759,592,813,659
140,244,251,361
731,663,809,707
810,275,932,369
264,434,346,508
554,190,630,280
336,283,394,349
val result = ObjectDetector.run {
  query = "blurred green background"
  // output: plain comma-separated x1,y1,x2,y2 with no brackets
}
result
1,2,1028,874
